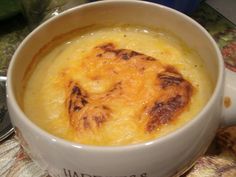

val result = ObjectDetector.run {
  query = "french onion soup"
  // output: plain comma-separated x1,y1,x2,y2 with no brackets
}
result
23,25,213,146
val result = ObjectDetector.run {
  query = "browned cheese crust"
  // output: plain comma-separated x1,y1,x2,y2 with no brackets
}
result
65,43,194,134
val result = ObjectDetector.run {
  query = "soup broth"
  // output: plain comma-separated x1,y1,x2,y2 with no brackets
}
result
23,25,213,146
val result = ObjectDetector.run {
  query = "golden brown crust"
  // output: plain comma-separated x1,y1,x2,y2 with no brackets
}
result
66,82,111,133
96,43,156,61
65,42,194,134
144,67,193,132
67,82,88,113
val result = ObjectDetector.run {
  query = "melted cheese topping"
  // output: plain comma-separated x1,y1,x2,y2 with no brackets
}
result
23,26,213,146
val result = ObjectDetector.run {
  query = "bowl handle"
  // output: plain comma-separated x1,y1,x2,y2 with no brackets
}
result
222,69,236,126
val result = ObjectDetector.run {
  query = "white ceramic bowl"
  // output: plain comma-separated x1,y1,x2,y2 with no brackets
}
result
7,1,236,177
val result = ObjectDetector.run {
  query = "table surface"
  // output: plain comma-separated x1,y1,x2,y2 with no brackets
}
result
0,1,236,177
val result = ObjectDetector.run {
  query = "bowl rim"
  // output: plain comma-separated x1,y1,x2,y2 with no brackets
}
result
7,0,224,151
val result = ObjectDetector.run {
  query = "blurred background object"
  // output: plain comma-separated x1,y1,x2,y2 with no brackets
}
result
0,0,208,28
0,0,21,20
20,0,51,29
18,0,204,29
20,0,88,29
147,0,203,14
206,0,236,24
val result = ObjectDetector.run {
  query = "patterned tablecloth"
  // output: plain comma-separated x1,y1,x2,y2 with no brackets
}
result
0,1,236,177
